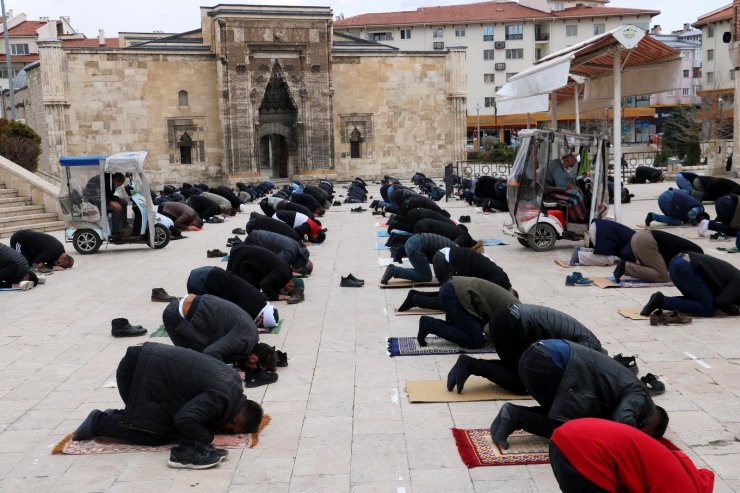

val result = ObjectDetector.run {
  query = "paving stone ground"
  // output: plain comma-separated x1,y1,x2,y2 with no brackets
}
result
1,180,739,492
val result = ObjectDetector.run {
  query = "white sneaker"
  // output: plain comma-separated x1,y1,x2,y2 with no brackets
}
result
696,219,709,237
19,280,34,291
36,275,46,285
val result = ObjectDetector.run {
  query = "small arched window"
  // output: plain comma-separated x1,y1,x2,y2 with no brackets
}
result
179,131,193,164
178,90,189,107
349,127,362,159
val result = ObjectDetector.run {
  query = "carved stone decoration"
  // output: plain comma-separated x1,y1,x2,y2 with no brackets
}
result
236,64,247,74
259,64,270,71
311,64,321,72
250,87,258,102
256,75,265,83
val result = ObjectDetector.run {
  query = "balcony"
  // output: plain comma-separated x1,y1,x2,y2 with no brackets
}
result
535,32,550,42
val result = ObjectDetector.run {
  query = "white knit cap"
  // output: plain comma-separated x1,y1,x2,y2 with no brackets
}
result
258,303,279,328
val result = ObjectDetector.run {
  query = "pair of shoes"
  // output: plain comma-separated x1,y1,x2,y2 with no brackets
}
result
231,227,246,235
340,273,365,287
207,249,228,258
644,212,653,227
111,318,147,337
226,235,242,247
612,353,639,375
276,350,289,367
168,441,224,469
19,280,35,291
613,259,626,283
565,272,593,286
640,373,666,396
372,210,384,216
351,207,367,212
640,291,665,316
458,215,471,223
709,232,729,242
332,200,342,206
286,289,304,304
244,370,279,388
181,439,229,461
208,216,224,224
151,288,177,302
696,219,710,237
380,264,395,285
649,309,692,326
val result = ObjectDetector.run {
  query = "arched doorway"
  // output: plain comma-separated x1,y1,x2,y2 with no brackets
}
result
258,63,298,178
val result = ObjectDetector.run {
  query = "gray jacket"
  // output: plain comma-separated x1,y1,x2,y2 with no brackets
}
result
244,229,309,269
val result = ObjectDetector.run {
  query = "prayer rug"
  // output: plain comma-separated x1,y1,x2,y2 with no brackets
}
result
149,325,168,337
374,243,390,250
52,415,271,455
717,246,739,253
553,259,572,268
393,306,444,316
258,319,283,334
592,277,674,289
378,278,440,289
453,428,549,468
387,336,496,357
481,239,508,246
0,287,21,291
405,377,532,402
376,230,391,237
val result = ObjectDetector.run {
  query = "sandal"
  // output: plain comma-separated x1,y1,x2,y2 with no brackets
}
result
613,353,639,375
641,373,665,396
650,309,691,326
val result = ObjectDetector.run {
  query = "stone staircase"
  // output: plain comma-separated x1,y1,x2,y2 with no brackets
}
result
0,183,65,238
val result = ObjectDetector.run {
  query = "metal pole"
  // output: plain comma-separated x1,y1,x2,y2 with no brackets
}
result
574,84,581,134
476,103,481,151
1,0,16,119
613,47,622,222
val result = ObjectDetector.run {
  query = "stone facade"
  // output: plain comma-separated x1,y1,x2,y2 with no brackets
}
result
24,5,465,186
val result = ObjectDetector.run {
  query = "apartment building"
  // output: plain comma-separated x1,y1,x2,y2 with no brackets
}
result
334,0,657,140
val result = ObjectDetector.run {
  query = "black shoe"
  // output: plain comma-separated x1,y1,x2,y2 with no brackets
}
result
226,235,242,247
612,353,639,375
340,276,364,287
644,212,653,227
181,439,229,461
73,409,103,441
347,273,365,284
459,215,471,223
151,288,177,302
641,373,666,396
111,318,147,337
380,265,395,285
640,291,665,316
231,228,246,235
372,210,383,216
207,249,228,258
613,259,626,283
351,207,367,212
168,443,223,469
332,201,342,206
276,350,289,367
287,289,305,304
244,370,279,388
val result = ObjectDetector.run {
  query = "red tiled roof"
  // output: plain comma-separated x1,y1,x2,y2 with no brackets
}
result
551,5,659,18
62,38,120,49
693,4,732,27
0,54,39,62
8,20,46,37
335,1,658,27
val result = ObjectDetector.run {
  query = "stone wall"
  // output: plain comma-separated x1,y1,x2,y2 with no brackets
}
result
332,52,461,180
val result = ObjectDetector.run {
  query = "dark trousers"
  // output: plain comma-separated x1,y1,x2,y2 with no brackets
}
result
394,235,433,282
710,195,739,236
473,308,530,394
549,442,612,493
429,282,485,348
663,255,715,316
93,346,172,445
0,263,22,288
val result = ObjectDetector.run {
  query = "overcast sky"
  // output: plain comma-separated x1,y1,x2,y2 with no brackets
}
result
9,0,731,38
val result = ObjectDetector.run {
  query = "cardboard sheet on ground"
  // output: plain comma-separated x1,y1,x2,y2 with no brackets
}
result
405,377,533,402
553,259,572,268
619,307,726,320
592,277,674,289
393,306,443,316
379,278,440,289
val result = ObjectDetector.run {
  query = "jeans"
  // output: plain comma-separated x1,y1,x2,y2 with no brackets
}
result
675,173,693,192
709,196,739,236
663,255,715,316
393,235,433,282
652,191,682,226
425,282,485,348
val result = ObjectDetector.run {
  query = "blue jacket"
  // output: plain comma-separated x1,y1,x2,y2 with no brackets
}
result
592,219,636,261
670,190,703,221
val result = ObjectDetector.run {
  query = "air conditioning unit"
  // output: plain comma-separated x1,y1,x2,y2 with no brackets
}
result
495,63,506,71
494,41,505,49
433,41,444,49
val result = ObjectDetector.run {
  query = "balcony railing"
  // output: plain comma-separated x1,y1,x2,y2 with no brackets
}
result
535,33,550,41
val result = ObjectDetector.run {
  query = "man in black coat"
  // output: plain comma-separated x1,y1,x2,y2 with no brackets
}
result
273,210,325,244
616,230,703,283
227,244,297,301
388,208,453,234
447,304,604,395
692,176,740,201
0,244,37,289
246,213,302,243
73,343,264,465
491,340,667,449
289,192,323,216
186,266,280,329
432,247,512,289
186,194,222,222
380,233,455,284
304,184,331,206
413,219,475,248
9,230,74,273
243,230,313,275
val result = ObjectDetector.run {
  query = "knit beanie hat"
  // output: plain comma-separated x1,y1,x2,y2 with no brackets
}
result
258,303,279,328
292,277,305,290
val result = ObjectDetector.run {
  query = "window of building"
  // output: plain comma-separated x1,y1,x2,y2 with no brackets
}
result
372,32,391,41
666,90,674,96
483,49,495,60
433,27,444,38
400,29,411,39
535,48,542,59
10,43,29,55
483,25,494,41
708,26,714,38
179,132,193,164
484,73,495,84
683,69,690,78
635,95,650,107
707,72,714,83
178,90,189,107
566,25,577,37
682,88,690,96
553,2,564,10
0,66,18,79
455,27,466,37
707,49,714,61
693,67,701,78
506,48,524,59
505,24,523,40
682,51,690,59
694,49,701,60
484,97,496,108
695,87,700,96
495,85,502,92
593,24,605,35
506,72,517,81
349,127,362,159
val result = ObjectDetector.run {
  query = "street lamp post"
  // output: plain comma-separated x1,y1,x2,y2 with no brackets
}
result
475,103,481,151
1,0,16,120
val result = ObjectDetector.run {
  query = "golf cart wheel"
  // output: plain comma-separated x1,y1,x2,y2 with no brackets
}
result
72,229,102,254
527,223,557,251
150,223,170,249
517,237,531,248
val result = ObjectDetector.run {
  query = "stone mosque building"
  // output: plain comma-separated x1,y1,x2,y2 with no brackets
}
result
17,4,467,185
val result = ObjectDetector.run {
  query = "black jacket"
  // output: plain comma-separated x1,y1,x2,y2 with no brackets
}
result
210,186,243,209
244,230,310,269
186,266,267,319
688,252,740,315
186,195,221,220
9,230,65,267
246,214,302,243
274,210,312,237
651,230,702,264
290,192,321,213
417,233,456,261
433,247,511,289
401,196,450,217
592,219,635,261
303,185,329,205
413,219,474,247
0,244,29,282
227,244,292,301
276,200,315,220
546,341,655,429
120,343,246,444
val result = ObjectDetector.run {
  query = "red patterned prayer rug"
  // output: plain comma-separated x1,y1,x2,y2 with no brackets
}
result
452,428,550,468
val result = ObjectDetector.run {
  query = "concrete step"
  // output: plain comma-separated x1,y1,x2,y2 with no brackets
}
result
0,188,18,197
0,212,61,229
0,204,46,217
0,196,31,207
0,220,66,238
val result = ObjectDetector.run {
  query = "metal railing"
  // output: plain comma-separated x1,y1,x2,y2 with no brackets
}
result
445,161,513,200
